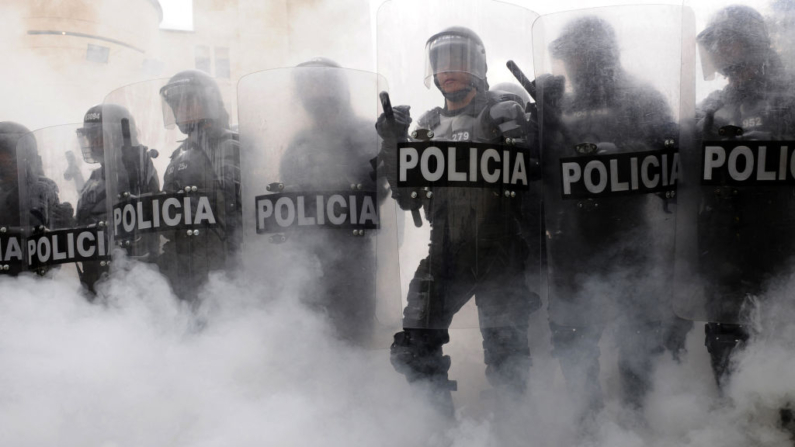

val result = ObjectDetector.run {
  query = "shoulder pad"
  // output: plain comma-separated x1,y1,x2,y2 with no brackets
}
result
417,107,443,130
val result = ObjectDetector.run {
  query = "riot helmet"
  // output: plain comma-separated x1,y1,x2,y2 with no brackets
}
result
0,122,34,184
76,104,139,164
491,82,530,107
159,70,230,135
550,16,620,93
424,26,488,101
697,5,773,81
292,57,352,121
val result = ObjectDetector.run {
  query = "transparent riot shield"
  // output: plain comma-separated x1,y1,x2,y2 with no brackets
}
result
674,0,794,324
0,132,29,276
377,0,541,331
103,75,240,303
16,125,111,288
237,67,399,346
534,6,695,328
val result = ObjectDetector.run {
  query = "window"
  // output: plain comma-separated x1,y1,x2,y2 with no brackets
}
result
195,45,211,74
215,47,230,79
86,44,110,63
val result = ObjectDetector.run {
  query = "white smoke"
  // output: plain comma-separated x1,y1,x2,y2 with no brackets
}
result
2,1,795,446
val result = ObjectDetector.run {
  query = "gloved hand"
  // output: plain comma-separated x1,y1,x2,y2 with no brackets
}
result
391,188,422,211
376,105,412,142
52,202,75,228
488,100,532,139
532,74,566,119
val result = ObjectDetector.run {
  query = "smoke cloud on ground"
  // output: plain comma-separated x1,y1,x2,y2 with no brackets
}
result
1,254,794,446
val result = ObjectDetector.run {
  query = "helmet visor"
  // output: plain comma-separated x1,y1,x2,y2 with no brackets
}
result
159,82,219,129
697,26,756,80
424,33,486,88
76,123,103,164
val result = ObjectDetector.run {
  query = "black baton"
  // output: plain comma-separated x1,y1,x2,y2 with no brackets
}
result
380,91,423,228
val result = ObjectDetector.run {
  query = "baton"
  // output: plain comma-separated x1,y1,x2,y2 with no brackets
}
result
506,60,537,101
379,91,423,228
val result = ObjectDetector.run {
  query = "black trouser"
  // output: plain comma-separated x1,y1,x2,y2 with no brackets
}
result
304,242,376,346
392,234,536,397
549,318,666,416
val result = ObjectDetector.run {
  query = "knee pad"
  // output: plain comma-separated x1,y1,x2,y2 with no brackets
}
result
705,322,749,353
390,329,455,389
705,322,749,386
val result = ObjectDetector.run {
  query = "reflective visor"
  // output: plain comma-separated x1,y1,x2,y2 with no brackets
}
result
76,124,103,164
424,33,486,88
159,82,218,129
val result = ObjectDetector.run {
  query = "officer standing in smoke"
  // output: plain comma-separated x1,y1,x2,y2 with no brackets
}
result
538,15,690,425
277,57,383,344
158,70,241,302
0,122,73,276
376,26,538,416
75,104,159,293
688,5,795,403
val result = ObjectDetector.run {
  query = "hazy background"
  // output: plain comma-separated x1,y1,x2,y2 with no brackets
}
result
2,1,795,446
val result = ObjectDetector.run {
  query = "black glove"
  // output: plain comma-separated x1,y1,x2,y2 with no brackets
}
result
488,100,532,139
376,105,412,142
532,74,566,121
391,188,422,212
52,202,75,228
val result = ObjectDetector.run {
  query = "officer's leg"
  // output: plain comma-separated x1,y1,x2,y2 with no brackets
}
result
549,321,604,419
615,319,665,411
475,275,538,395
391,255,472,417
474,245,537,396
704,322,749,391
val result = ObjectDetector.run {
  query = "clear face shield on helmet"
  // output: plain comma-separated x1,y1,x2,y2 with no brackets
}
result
698,30,755,81
292,66,350,119
75,123,104,164
159,81,220,130
424,33,486,89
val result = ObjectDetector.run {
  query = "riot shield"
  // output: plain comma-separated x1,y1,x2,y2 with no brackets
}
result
534,6,695,328
0,129,29,276
237,67,399,346
103,75,240,302
15,125,111,287
377,0,541,331
674,1,795,324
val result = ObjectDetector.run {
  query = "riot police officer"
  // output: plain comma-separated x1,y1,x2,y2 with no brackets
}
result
376,26,537,416
693,5,794,392
75,104,159,293
0,122,72,275
277,57,383,344
539,15,689,422
158,70,241,302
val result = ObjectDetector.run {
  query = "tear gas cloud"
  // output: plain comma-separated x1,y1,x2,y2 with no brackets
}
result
2,0,795,446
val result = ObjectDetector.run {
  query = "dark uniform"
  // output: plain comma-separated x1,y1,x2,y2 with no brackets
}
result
541,16,691,416
377,27,538,415
694,5,795,390
75,104,159,293
0,122,67,276
278,58,381,344
158,70,241,303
